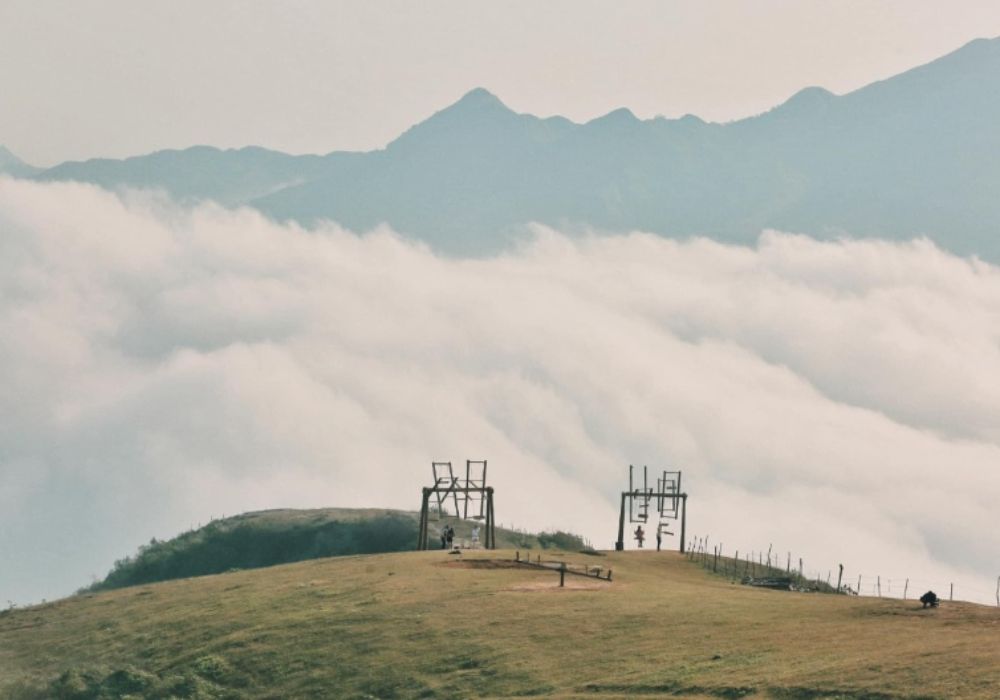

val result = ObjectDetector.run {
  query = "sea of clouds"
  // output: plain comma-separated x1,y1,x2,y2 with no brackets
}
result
2,177,1000,606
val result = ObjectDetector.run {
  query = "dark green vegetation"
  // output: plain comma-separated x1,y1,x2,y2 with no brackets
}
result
8,37,1000,259
3,550,999,699
84,508,586,592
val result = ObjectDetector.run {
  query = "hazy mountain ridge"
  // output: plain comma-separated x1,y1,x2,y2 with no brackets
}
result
0,145,41,177
35,145,335,206
20,36,1000,258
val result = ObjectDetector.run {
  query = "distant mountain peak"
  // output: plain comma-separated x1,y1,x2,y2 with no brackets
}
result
588,107,640,128
0,145,40,176
385,87,521,152
0,144,21,164
953,35,1000,54
434,88,517,122
456,87,506,108
758,86,837,121
782,86,836,108
924,34,1000,72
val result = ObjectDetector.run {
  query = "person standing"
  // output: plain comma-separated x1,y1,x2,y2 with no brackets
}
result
446,525,455,550
440,526,447,550
656,528,662,552
634,525,645,548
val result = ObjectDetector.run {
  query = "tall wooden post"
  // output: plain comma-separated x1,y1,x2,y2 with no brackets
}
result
417,487,431,550
836,564,843,593
679,494,687,554
616,492,628,551
485,487,496,549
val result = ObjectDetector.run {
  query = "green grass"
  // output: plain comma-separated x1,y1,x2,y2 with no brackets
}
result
3,549,999,698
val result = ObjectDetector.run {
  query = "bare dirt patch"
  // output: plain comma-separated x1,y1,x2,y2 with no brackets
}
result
436,558,522,570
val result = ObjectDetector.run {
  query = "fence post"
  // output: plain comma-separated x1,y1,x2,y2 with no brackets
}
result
996,576,999,607
903,578,908,600
950,583,953,601
560,562,566,588
799,558,803,578
877,576,881,597
787,552,791,573
857,574,862,595
837,564,843,593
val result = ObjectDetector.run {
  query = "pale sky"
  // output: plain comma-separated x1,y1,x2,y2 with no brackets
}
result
2,1,1000,166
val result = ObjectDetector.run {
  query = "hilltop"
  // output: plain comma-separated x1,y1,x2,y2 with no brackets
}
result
84,507,586,593
3,548,999,698
17,36,1000,260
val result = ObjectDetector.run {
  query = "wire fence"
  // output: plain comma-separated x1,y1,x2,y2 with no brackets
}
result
685,535,1000,607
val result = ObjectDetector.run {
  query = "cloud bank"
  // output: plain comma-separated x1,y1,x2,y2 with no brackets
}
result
2,178,999,605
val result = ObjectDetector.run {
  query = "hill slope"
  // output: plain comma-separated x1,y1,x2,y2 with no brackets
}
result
30,37,1000,260
85,507,586,592
3,549,999,698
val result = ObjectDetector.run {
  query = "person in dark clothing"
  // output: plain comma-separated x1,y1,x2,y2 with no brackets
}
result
446,525,455,549
920,590,939,608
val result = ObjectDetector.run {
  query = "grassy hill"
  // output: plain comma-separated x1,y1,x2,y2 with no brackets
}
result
83,508,586,593
3,548,1000,699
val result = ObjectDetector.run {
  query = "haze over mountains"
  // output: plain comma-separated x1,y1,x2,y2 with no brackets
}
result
4,36,1000,258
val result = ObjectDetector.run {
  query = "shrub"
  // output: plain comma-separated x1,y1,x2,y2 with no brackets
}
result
87,513,420,592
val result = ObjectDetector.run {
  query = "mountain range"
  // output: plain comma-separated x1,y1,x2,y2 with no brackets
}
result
4,36,999,258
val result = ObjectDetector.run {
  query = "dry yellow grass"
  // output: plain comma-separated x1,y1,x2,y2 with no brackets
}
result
2,549,999,698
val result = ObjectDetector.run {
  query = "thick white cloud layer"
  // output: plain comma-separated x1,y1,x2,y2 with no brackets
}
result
2,178,1000,605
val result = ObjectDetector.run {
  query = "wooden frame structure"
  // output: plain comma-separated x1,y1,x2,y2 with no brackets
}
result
417,460,496,550
615,465,688,553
